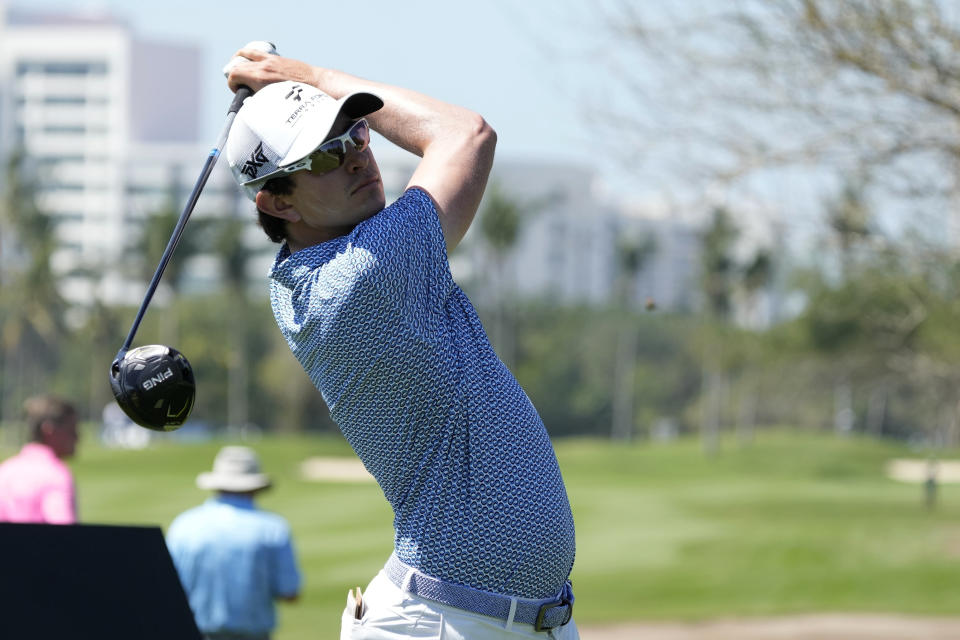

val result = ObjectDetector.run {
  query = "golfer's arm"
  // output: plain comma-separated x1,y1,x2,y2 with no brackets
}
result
314,68,495,251
227,52,496,251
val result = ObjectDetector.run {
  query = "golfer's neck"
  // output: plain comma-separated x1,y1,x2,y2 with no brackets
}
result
286,222,355,253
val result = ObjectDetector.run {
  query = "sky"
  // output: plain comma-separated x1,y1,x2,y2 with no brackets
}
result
11,0,911,256
10,0,636,199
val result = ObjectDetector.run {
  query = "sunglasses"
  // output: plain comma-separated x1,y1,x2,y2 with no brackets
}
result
284,119,371,176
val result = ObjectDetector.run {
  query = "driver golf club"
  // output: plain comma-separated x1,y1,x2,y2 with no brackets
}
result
109,41,277,431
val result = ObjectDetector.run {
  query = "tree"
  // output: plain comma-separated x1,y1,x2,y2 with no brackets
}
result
53,296,125,421
611,231,657,441
130,188,211,348
697,206,778,452
476,182,526,364
820,179,875,433
701,207,739,321
735,248,773,444
825,179,873,281
792,178,960,441
740,248,773,326
213,216,253,431
0,149,68,424
589,1,960,243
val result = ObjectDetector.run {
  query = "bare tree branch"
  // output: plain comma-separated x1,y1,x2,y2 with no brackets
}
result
591,0,960,242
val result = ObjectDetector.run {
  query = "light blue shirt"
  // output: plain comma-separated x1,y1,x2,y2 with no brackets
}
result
166,494,301,635
269,188,575,600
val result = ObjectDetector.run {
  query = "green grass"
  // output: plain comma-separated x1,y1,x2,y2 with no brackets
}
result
5,429,959,637
562,434,960,620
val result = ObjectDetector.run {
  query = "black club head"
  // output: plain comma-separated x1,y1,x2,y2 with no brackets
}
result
109,345,195,431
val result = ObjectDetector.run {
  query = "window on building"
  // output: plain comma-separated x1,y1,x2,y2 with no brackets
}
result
16,61,109,76
44,95,88,106
36,155,86,167
43,125,87,135
54,211,85,223
126,184,174,196
39,182,85,193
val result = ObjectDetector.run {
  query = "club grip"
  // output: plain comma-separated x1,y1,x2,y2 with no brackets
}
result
229,86,253,114
223,41,277,114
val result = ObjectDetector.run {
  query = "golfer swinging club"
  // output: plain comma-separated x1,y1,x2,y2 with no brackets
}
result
224,45,577,639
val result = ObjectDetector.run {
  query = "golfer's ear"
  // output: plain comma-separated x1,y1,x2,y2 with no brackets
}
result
256,190,300,223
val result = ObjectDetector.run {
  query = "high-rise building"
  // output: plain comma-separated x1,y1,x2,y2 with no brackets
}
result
0,3,703,318
456,160,701,313
0,4,215,304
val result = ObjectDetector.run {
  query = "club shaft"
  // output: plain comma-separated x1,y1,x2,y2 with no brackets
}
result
116,86,253,361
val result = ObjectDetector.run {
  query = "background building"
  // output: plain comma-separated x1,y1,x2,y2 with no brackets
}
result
455,160,701,312
0,5,209,304
0,3,702,316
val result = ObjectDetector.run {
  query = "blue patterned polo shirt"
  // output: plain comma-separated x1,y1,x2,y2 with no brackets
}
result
269,187,575,599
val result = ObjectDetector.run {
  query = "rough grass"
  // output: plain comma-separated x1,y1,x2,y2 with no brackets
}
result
5,429,958,639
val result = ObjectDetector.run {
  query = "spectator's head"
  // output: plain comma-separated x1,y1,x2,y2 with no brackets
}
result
196,446,271,496
24,395,78,459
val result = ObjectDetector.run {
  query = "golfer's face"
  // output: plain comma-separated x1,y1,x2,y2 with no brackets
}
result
287,121,386,232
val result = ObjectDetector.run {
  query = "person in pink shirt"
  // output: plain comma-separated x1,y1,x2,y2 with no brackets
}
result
0,395,79,524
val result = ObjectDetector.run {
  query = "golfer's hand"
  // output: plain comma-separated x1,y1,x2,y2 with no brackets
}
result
226,49,318,94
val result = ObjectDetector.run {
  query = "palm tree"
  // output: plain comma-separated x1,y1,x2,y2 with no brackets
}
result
736,249,773,446
699,207,740,455
0,149,68,426
826,180,871,282
823,180,873,435
129,182,213,347
611,232,657,441
701,207,738,321
214,216,252,432
477,182,524,364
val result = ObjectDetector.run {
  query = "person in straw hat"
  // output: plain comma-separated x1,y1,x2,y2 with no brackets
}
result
166,446,301,640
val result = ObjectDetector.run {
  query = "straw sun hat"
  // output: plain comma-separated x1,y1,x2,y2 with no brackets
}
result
196,446,272,492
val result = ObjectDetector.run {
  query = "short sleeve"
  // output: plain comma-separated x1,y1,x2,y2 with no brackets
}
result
269,187,457,413
40,475,75,524
270,525,301,598
349,187,454,330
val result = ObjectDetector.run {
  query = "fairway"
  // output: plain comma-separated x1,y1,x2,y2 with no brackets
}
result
9,430,959,639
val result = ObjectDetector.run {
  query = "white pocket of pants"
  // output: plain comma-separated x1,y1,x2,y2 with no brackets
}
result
340,606,361,640
344,603,441,640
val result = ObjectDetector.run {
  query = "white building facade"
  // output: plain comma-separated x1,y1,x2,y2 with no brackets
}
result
455,160,700,313
0,4,700,315
0,5,235,305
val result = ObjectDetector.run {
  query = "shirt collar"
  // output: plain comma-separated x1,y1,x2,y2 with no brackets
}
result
22,442,57,458
270,235,348,288
209,493,257,510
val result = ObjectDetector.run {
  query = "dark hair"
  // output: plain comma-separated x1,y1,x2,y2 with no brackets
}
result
24,395,76,442
256,175,295,243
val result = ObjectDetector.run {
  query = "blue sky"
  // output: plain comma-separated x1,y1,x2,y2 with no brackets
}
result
13,1,634,197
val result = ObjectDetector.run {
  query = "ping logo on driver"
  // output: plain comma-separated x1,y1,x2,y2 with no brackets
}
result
142,367,174,390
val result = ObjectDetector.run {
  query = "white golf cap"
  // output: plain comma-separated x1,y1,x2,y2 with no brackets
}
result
196,445,272,492
226,80,383,201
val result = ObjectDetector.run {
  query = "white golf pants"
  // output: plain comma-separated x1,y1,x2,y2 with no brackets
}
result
340,569,580,640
